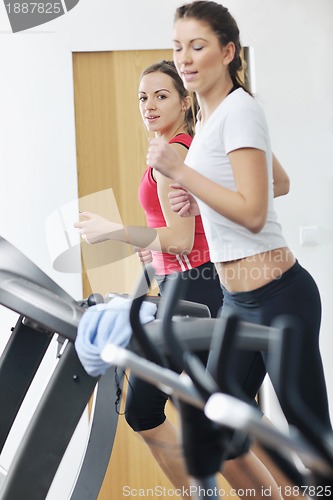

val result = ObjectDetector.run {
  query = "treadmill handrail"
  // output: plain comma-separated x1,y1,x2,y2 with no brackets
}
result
0,271,83,341
0,236,75,302
103,344,333,479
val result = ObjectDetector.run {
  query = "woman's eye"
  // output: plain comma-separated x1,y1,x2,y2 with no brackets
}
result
157,95,167,100
139,96,146,102
193,46,203,51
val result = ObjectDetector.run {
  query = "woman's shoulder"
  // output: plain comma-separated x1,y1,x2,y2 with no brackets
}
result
228,88,264,114
226,87,256,108
169,133,192,149
219,88,266,126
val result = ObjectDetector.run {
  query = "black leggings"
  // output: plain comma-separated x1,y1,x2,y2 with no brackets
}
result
179,261,332,476
125,261,223,432
215,260,331,430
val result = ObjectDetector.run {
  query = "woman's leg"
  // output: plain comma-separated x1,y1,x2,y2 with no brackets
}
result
213,262,331,497
223,450,282,499
125,373,191,493
139,418,191,491
262,263,331,430
126,264,325,498
251,429,306,499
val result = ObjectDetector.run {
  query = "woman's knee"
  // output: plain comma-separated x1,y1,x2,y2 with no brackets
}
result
125,410,166,432
125,376,169,431
125,396,167,432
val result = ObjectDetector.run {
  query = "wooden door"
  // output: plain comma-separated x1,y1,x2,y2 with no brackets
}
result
73,48,179,499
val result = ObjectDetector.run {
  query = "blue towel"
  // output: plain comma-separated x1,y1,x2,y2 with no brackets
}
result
75,296,157,377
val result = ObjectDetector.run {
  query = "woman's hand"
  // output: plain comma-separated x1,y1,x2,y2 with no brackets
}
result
147,137,183,179
168,183,200,217
134,247,153,265
74,212,121,244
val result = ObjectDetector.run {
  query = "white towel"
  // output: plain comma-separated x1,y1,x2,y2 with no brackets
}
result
75,296,157,377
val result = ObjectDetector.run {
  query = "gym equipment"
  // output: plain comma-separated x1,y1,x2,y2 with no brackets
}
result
2,235,331,499
0,236,211,499
103,269,333,499
0,235,124,500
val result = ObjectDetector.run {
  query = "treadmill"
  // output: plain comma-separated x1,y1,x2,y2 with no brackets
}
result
0,235,211,500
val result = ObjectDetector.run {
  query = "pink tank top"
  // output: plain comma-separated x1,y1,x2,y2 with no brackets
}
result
138,134,210,275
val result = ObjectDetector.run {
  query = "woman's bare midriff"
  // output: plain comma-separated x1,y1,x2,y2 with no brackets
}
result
215,247,296,293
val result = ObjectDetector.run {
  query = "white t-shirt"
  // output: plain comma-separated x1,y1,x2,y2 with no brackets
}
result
185,88,287,262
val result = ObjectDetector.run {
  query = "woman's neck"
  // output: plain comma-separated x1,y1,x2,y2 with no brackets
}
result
198,80,234,124
158,122,187,142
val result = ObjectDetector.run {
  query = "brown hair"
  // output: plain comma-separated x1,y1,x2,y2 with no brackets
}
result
175,1,251,95
140,60,199,136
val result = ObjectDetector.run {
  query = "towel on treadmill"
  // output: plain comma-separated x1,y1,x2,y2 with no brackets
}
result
75,296,157,377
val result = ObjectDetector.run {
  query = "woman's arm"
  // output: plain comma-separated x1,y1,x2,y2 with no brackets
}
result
134,247,153,264
272,154,290,197
74,214,160,249
168,183,201,217
74,143,195,254
154,142,195,254
168,152,289,219
148,137,269,233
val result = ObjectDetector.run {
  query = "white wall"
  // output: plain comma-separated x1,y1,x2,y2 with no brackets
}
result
0,0,332,494
0,31,85,500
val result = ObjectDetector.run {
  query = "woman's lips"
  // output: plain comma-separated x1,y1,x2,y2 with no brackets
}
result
182,71,197,82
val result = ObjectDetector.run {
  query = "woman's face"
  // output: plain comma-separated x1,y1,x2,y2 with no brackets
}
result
172,18,230,97
138,71,185,138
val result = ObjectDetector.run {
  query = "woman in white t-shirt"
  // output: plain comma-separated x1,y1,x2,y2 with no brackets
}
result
147,0,332,491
